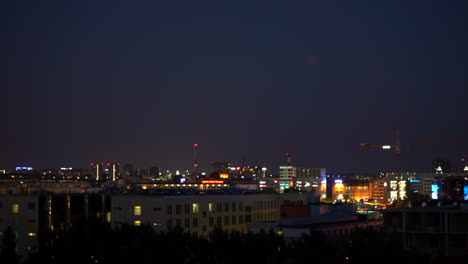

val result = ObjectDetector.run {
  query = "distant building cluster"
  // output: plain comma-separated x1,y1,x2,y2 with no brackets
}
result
1,153,468,259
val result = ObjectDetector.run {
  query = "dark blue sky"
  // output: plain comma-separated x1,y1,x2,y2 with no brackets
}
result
2,0,467,173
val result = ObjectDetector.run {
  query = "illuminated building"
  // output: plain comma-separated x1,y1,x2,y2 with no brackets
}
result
111,193,281,236
370,179,388,202
398,180,407,200
332,179,345,201
343,180,371,202
389,180,398,201
279,165,296,192
90,163,120,181
436,175,468,200
230,166,265,180
278,153,326,194
432,159,451,173
296,168,326,178
279,153,295,192
407,178,433,199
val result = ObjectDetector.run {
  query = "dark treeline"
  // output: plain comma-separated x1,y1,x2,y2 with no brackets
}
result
1,222,467,264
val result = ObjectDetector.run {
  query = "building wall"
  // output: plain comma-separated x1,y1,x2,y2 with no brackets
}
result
384,208,468,254
280,205,309,219
0,195,41,257
370,179,388,202
111,194,281,237
344,183,371,201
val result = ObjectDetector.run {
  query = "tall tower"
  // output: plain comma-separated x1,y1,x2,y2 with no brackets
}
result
395,129,401,177
286,152,292,165
193,144,199,172
279,152,296,192
90,163,102,181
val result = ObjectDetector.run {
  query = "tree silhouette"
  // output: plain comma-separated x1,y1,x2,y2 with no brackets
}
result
0,226,20,264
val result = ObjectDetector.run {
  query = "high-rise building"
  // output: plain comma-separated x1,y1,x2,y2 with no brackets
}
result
279,165,296,190
90,163,120,181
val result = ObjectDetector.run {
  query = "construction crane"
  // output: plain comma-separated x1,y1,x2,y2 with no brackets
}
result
360,129,466,175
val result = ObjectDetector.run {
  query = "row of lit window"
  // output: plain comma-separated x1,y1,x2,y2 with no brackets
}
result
0,231,37,238
0,203,36,214
132,201,277,217
134,204,200,216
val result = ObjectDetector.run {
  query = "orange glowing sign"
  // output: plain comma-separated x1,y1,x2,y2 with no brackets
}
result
202,180,224,184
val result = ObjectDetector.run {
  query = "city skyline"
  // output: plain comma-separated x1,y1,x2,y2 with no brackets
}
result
2,1,467,173
5,146,468,175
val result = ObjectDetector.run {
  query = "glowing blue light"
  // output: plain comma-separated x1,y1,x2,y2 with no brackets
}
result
16,167,32,171
431,184,439,200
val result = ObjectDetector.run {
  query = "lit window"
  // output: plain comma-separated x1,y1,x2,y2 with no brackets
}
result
106,212,112,223
134,220,142,226
153,222,161,226
134,206,142,216
28,233,37,237
12,204,19,214
208,203,214,212
192,203,199,213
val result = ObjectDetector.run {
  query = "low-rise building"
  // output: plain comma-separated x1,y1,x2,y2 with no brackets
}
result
111,193,281,237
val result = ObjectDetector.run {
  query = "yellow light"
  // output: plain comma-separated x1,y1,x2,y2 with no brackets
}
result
12,204,19,214
192,203,199,213
208,203,214,212
134,206,142,216
134,220,141,226
153,222,161,226
106,212,112,223
28,233,37,237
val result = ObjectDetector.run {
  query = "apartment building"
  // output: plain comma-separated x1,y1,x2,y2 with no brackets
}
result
111,193,281,237
0,195,42,257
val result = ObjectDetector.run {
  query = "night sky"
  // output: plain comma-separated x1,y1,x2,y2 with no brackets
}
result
2,1,467,173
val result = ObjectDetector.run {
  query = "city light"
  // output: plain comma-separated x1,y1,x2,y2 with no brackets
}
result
201,180,224,184
382,145,391,149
